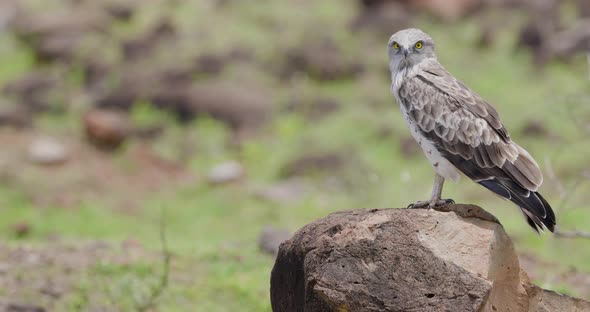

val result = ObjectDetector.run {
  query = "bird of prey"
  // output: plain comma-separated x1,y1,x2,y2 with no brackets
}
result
387,28,556,232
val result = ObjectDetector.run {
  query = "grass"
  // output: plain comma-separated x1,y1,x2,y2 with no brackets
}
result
1,1,590,310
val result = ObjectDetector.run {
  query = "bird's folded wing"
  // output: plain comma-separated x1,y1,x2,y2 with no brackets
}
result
398,63,556,232
398,63,543,192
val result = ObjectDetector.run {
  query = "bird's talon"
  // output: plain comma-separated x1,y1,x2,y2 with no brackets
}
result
406,200,430,209
433,199,455,208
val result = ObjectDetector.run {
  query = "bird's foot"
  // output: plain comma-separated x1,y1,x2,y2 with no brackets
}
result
407,199,455,209
406,200,430,209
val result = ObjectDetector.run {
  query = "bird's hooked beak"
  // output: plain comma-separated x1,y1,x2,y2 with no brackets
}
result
395,47,411,70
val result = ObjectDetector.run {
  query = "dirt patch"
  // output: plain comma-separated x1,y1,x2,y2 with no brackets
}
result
0,129,195,212
0,241,157,311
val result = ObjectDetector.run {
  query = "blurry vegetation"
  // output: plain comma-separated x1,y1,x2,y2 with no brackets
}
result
0,0,589,310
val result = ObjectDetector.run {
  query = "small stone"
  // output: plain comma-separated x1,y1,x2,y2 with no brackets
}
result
207,161,244,185
83,109,131,150
12,222,31,238
28,137,68,166
258,226,292,256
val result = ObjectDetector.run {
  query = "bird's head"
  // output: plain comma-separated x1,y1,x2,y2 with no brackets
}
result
388,28,436,72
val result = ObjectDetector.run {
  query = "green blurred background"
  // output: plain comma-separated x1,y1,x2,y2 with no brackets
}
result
0,0,589,310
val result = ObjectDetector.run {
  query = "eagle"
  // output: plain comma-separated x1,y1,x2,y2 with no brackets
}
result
388,28,556,233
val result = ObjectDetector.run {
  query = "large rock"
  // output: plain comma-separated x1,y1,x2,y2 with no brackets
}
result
270,205,590,312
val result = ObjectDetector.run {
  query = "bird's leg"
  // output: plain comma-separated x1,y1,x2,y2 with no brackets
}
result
430,174,444,205
407,174,455,209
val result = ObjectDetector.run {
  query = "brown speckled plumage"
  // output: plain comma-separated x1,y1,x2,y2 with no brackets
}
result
388,28,555,232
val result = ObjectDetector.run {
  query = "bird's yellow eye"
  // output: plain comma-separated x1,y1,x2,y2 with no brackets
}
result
392,42,399,50
415,41,423,49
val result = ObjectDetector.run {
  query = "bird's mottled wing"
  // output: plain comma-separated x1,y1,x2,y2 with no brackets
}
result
398,63,555,232
418,62,510,141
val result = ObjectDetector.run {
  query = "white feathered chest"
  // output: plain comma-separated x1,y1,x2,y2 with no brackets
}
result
391,65,461,182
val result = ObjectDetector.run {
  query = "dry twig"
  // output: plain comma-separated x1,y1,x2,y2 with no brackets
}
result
554,229,590,239
136,207,172,311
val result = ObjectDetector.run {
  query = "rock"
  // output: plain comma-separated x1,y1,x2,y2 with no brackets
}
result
473,3,523,49
103,0,139,21
270,205,590,311
352,1,410,35
0,301,45,312
83,109,131,150
282,38,364,81
0,0,20,32
358,0,390,8
410,0,479,21
11,222,31,238
83,58,112,88
546,19,590,61
3,72,55,96
280,152,347,178
578,0,590,18
13,9,111,63
27,137,68,166
150,82,272,131
13,9,110,39
517,20,548,65
3,71,58,112
95,84,142,111
105,4,134,21
194,53,226,76
96,74,272,134
258,226,292,256
34,32,82,63
207,161,244,185
515,0,562,65
121,19,176,60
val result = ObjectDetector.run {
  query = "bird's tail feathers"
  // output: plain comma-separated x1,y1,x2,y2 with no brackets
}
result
478,178,555,233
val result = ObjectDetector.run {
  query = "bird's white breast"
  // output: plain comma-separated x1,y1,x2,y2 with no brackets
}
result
391,66,461,182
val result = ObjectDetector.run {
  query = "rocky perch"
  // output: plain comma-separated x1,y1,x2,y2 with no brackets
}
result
270,204,590,312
